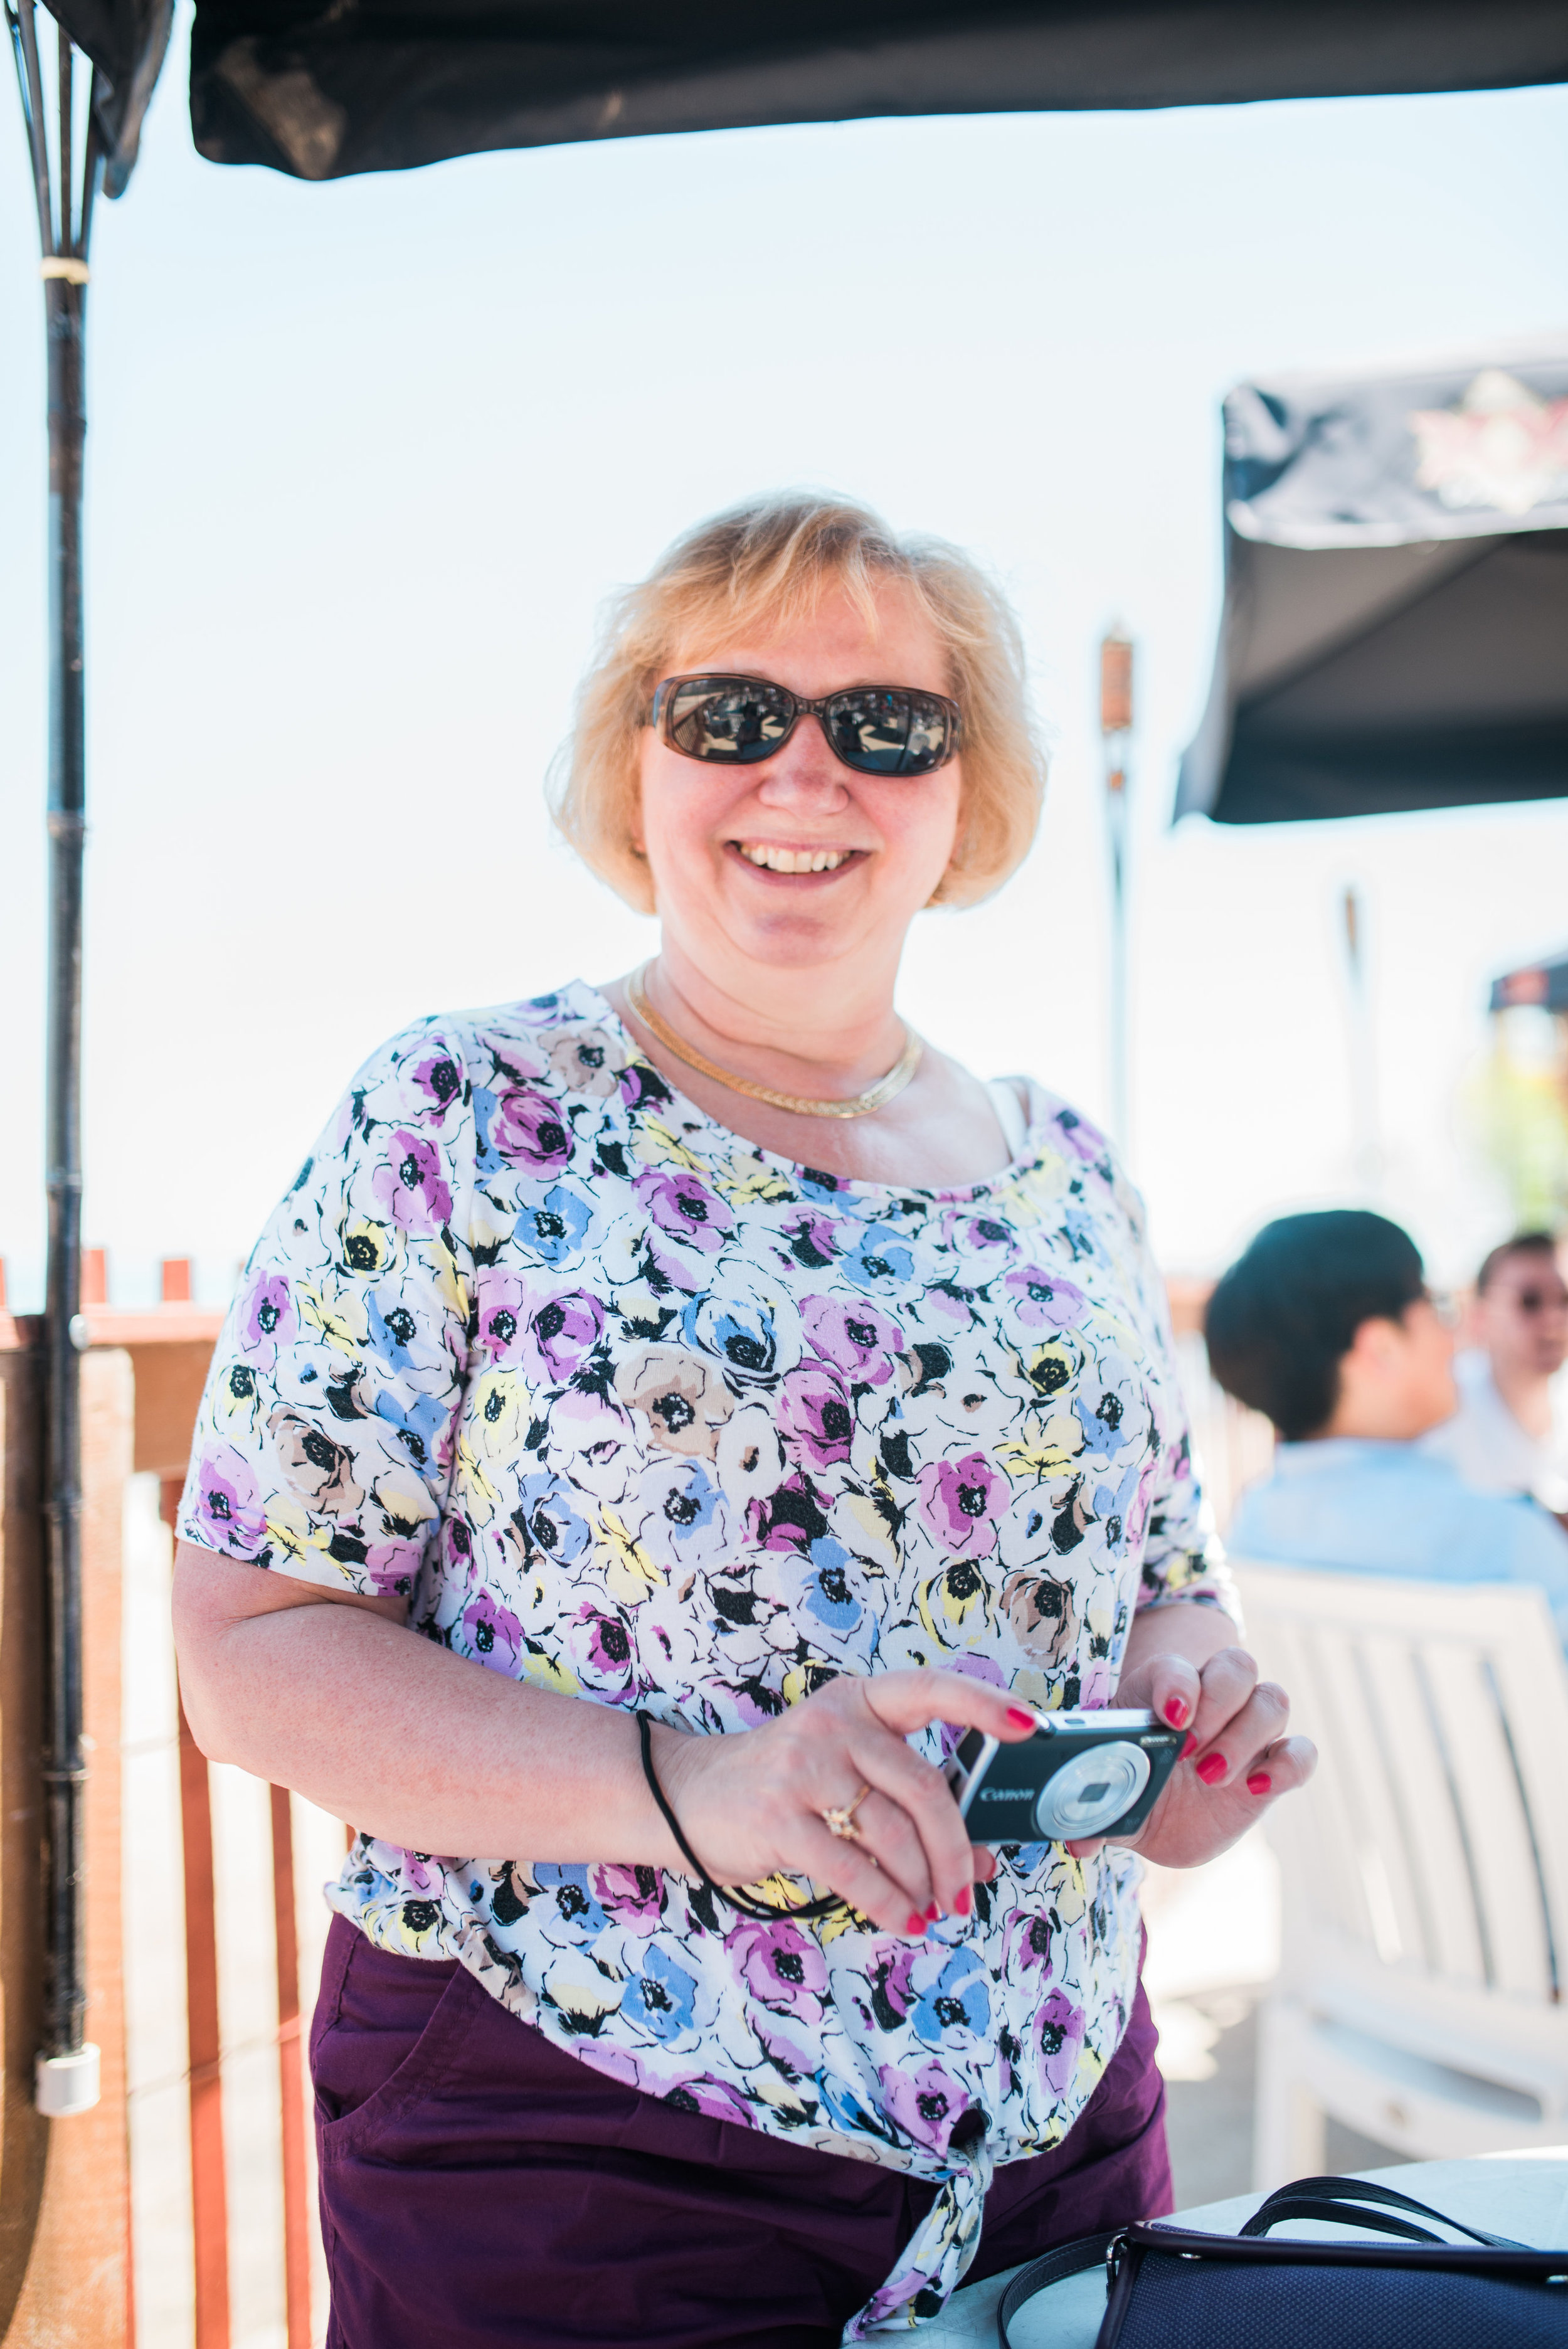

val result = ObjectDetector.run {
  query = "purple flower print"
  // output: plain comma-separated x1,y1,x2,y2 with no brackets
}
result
1004,1264,1088,1333
461,1588,523,1668
237,1270,296,1370
411,1047,462,1117
658,2074,755,2126
748,1470,830,1556
918,1451,1005,1561
781,1212,839,1271
778,1360,855,1469
188,1441,268,1554
591,1864,665,1934
1035,1988,1084,2097
1054,1106,1109,1167
370,1130,453,1235
490,1086,573,1172
724,1917,829,2019
939,1209,1015,1261
635,1167,733,1259
1002,1906,1055,1976
571,1603,637,1689
800,1296,904,1386
474,1271,530,1364
523,1290,604,1385
877,2057,971,2156
867,1945,921,2030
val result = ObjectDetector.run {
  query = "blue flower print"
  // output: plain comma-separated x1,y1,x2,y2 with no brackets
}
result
532,1864,609,1939
911,1947,990,2045
840,1224,915,1296
622,1942,699,2042
805,1535,864,1633
680,1288,778,1380
516,1184,593,1268
513,1470,592,1565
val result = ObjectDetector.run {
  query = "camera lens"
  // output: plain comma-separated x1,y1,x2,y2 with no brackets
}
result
1034,1743,1150,1840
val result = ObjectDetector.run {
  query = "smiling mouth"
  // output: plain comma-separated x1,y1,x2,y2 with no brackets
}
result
733,840,862,874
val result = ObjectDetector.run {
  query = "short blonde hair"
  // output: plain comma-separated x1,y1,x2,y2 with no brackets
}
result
548,494,1047,913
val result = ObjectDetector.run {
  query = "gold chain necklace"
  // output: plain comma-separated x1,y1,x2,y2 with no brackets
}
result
625,962,923,1120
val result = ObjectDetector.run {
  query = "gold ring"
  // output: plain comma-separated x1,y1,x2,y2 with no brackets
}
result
821,1784,872,1842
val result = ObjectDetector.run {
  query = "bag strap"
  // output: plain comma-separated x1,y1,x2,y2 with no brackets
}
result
996,2228,1120,2347
1238,2174,1528,2251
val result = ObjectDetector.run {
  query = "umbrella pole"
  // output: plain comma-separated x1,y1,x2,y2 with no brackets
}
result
8,0,103,2116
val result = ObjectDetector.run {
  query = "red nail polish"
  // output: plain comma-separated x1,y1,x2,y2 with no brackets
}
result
906,1912,926,1936
1196,1754,1227,1786
1246,1772,1271,1796
924,1902,940,1923
1180,1733,1198,1760
953,1884,972,1917
1163,1697,1188,1727
1006,1706,1036,1732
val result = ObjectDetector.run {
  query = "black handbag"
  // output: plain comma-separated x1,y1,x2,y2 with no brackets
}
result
995,2173,1568,2348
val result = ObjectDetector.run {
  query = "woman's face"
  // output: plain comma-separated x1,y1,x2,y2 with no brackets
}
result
635,581,963,978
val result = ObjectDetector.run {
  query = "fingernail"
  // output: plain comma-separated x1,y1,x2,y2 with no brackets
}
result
906,1912,926,1936
1180,1733,1198,1760
953,1884,972,1917
1006,1706,1036,1732
924,1901,940,1923
1163,1697,1188,1727
1196,1754,1227,1786
1246,1772,1271,1796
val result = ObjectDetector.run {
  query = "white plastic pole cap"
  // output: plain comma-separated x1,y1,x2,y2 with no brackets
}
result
36,2043,101,2117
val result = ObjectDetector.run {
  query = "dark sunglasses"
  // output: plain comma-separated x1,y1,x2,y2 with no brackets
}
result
650,673,963,778
1510,1285,1568,1315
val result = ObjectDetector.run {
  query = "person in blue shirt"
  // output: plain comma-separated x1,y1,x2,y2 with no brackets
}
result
1205,1209,1568,1642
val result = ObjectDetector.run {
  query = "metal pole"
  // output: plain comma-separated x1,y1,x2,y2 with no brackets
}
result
8,0,102,2116
1099,628,1134,1157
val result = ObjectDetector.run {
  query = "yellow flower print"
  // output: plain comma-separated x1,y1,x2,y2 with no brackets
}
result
262,1491,313,1568
712,1157,796,1207
832,1490,899,1572
518,1651,582,1698
372,1466,440,1544
1022,1338,1080,1403
916,1557,993,1646
544,1951,627,2028
458,1370,531,1509
596,1507,662,1605
632,1117,706,1174
338,1216,398,1277
298,1280,369,1350
999,1409,1084,1480
213,1361,262,1434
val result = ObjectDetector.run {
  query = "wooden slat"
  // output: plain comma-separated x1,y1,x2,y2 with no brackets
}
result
166,1475,231,2349
270,1786,313,2349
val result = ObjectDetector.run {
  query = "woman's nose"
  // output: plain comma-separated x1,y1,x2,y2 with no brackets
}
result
753,719,851,809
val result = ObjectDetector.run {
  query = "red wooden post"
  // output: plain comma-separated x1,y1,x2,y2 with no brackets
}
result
161,1257,193,1304
163,1477,231,2349
270,1785,314,2349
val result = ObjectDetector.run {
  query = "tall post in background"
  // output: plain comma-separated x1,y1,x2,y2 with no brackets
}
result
1099,628,1135,1156
1340,884,1382,1202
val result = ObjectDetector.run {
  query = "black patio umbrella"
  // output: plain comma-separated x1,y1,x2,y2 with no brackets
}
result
1492,953,1568,1017
1176,344,1568,824
12,0,1568,2108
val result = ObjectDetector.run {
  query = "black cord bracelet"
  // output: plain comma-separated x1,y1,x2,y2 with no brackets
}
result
636,1712,844,1924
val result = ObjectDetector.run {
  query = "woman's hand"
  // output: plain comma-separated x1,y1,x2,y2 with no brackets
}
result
1069,1628,1316,1870
652,1670,1036,1941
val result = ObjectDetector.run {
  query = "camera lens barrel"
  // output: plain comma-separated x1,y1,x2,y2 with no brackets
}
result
1033,1742,1151,1840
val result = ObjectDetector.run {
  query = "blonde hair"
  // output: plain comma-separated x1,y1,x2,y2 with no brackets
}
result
548,493,1046,913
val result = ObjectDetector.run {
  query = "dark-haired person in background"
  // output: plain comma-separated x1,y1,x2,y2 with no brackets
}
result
1423,1233,1568,1523
1204,1210,1568,1639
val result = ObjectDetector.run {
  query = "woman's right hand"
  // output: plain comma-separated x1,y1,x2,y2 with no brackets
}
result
650,1670,1038,1939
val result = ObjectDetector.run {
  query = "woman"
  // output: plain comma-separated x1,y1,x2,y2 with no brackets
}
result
173,495,1313,2346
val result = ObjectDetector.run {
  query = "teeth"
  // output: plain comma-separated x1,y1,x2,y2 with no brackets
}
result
739,843,851,874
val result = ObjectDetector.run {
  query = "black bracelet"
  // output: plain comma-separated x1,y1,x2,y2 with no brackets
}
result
636,1712,844,1924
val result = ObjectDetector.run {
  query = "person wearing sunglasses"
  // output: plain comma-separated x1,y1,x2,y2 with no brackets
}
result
1206,1210,1568,1635
1424,1231,1568,1524
170,494,1313,2349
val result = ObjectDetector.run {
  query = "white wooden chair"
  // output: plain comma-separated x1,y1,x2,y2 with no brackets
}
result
1230,1559,1568,2189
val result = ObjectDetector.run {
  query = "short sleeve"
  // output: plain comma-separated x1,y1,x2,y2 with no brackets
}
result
177,1021,476,1599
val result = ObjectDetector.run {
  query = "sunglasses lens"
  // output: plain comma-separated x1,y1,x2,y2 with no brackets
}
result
666,678,793,763
825,689,954,775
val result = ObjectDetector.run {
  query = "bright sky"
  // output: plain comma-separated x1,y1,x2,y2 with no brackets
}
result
2,18,1565,1311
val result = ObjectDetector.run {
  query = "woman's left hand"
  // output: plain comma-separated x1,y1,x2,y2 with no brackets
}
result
1066,1612,1316,1869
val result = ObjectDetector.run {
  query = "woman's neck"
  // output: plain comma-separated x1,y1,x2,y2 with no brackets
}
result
648,938,909,1096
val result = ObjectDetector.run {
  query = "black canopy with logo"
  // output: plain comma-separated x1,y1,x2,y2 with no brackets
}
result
1177,346,1568,825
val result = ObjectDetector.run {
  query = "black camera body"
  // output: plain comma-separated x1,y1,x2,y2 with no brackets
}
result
945,1708,1184,1845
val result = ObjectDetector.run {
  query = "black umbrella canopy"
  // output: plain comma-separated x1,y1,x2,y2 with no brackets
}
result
44,0,1568,185
1176,345,1568,825
1492,955,1568,1017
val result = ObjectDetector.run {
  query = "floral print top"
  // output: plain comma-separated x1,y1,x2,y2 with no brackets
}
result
179,981,1224,2336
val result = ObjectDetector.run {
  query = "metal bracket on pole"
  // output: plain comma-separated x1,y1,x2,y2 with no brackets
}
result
6,0,104,2113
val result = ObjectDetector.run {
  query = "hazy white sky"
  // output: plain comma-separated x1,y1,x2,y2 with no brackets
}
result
2,19,1565,1310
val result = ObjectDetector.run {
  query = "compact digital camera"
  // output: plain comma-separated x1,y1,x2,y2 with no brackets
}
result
945,1709,1184,1845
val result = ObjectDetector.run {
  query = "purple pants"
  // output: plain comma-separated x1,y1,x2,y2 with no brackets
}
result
312,1912,1171,2348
